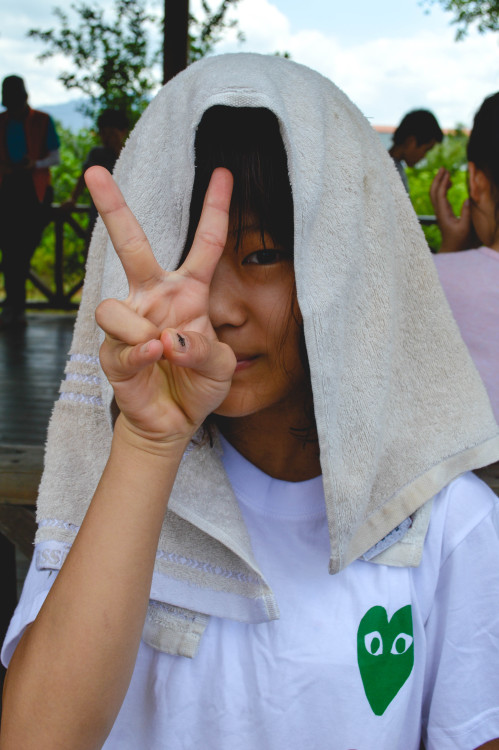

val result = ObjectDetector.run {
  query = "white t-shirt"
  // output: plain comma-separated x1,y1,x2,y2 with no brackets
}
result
3,441,499,750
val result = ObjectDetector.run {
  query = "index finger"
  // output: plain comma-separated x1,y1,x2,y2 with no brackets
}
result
180,167,233,284
85,166,161,288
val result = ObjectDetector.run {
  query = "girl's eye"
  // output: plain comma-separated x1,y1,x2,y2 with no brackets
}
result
243,249,287,266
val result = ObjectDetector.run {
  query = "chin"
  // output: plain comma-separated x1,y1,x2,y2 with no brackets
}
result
213,399,265,419
212,387,271,419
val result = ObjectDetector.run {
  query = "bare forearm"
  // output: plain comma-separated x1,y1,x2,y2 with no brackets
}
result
1,419,189,749
1,165,235,748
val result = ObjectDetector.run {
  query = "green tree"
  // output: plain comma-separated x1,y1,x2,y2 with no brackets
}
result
422,0,499,39
50,125,99,205
407,128,469,250
28,124,97,301
189,0,244,61
28,0,157,124
25,1,244,302
28,0,242,125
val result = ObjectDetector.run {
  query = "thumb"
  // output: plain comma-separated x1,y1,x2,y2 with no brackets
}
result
160,328,236,382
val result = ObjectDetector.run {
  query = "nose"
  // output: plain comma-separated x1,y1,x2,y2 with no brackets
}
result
209,255,247,331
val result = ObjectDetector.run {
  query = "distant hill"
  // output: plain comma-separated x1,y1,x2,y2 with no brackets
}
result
41,100,93,132
0,98,92,132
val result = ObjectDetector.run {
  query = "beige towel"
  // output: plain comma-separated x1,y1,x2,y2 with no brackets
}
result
34,53,499,657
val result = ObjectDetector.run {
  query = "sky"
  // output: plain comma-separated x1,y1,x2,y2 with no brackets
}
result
1,0,498,129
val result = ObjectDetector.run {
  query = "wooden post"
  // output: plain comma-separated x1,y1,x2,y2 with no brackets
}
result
163,0,189,84
54,208,65,306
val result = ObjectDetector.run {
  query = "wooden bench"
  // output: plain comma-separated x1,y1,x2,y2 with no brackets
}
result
0,444,41,554
0,444,41,644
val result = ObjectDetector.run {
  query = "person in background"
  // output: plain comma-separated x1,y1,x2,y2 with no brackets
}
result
62,108,129,240
0,75,60,328
431,92,499,423
389,109,443,193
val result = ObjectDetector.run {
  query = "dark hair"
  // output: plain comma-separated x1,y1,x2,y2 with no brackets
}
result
467,92,499,191
182,106,293,260
97,108,129,131
182,105,316,444
392,109,443,147
2,75,28,109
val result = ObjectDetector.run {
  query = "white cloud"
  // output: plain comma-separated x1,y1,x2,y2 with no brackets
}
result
2,0,498,126
0,0,161,107
216,0,499,128
0,37,79,105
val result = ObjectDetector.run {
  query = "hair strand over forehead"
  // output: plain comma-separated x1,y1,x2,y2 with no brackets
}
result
181,106,293,263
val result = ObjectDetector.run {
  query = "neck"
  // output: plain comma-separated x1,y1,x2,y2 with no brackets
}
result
490,216,499,251
8,104,29,121
216,398,321,483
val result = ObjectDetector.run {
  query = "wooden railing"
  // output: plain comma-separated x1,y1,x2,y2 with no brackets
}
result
3,208,438,312
26,204,90,310
418,215,438,227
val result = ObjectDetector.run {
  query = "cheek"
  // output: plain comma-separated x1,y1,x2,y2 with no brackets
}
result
262,288,299,351
272,310,305,380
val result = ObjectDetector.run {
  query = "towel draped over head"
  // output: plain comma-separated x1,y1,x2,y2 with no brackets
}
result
35,53,499,657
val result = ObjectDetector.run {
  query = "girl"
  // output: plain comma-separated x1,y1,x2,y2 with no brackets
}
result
431,92,499,422
1,54,499,750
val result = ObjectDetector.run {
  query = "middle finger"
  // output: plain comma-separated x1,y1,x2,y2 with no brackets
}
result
180,168,233,285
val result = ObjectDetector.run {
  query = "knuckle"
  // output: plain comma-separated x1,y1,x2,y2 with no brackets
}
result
196,228,225,252
118,233,150,258
194,334,211,363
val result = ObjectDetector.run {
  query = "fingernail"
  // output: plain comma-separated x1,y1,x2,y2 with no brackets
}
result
141,341,151,353
172,331,188,352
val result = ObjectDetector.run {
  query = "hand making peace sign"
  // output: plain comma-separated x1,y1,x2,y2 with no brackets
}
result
84,166,236,447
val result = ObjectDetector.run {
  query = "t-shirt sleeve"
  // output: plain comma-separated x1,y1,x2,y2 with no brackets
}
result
422,479,499,750
1,556,57,668
46,116,60,151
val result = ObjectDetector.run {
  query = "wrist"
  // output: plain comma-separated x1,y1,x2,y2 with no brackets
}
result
112,413,193,460
438,238,467,253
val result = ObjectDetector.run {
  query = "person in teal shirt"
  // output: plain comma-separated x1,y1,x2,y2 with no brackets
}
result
0,75,60,328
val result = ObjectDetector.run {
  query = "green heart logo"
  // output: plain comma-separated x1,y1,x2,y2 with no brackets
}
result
357,605,414,716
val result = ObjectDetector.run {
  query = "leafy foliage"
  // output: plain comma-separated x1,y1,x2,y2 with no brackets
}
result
421,0,499,39
189,0,244,62
28,0,158,124
28,124,97,300
407,128,469,250
50,124,98,203
28,0,242,125
24,0,244,301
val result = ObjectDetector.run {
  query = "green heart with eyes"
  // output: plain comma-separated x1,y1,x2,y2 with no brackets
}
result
357,605,414,716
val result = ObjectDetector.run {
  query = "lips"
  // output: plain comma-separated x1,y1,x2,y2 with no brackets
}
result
234,354,258,372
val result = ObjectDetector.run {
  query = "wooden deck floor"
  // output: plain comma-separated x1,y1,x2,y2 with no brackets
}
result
0,312,76,446
0,312,76,694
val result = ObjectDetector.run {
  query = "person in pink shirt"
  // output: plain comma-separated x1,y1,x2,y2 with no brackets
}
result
431,92,499,422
